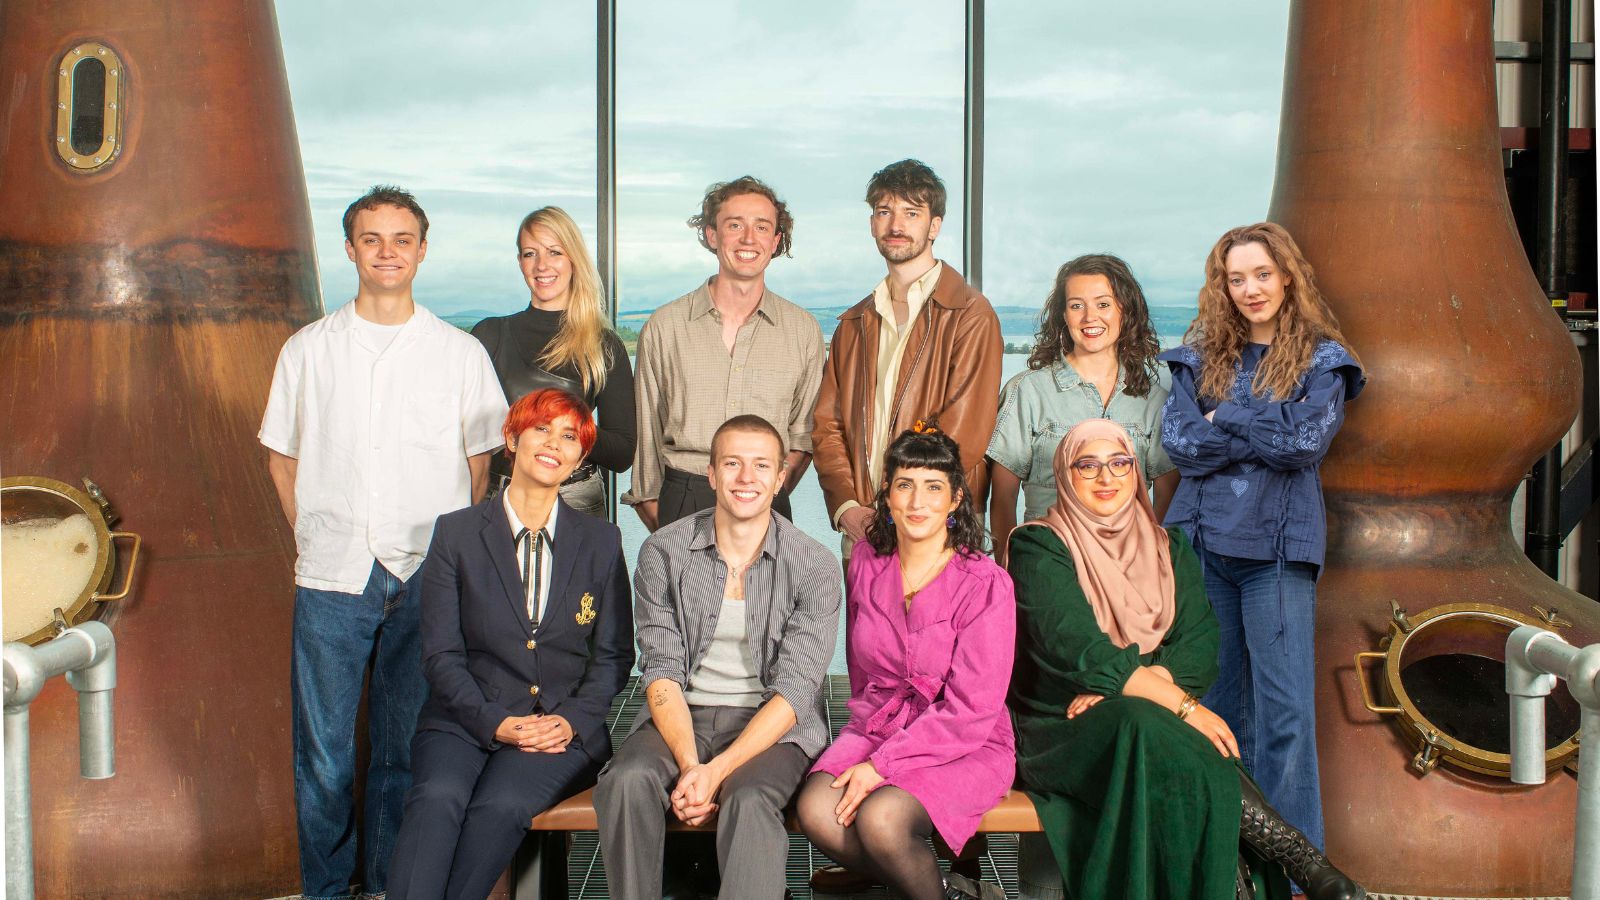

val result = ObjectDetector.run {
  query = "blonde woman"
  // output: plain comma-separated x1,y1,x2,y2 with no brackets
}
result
472,207,634,518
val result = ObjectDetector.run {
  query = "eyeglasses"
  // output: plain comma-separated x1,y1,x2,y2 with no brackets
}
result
1070,456,1136,479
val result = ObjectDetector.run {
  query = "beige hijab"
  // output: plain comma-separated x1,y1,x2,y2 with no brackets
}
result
1024,418,1175,653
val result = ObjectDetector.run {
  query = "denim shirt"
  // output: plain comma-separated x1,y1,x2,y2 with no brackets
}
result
987,359,1175,520
1158,340,1365,570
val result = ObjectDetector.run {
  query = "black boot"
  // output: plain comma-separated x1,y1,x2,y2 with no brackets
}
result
1237,775,1365,900
942,872,1004,900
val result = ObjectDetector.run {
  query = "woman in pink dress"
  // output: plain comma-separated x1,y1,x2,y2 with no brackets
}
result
797,425,1015,900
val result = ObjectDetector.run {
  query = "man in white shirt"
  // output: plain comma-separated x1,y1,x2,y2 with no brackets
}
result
259,185,508,900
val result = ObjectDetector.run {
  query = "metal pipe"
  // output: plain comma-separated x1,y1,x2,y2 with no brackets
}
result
65,622,116,778
1526,0,1573,578
1506,624,1571,783
1506,624,1600,900
1507,626,1559,783
5,705,34,900
3,623,117,900
1577,705,1600,899
1536,0,1571,305
962,0,984,290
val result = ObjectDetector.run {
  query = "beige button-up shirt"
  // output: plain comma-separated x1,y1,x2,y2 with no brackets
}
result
624,279,825,505
866,261,943,489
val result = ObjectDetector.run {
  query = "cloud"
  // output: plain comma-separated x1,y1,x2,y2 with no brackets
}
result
279,0,1288,321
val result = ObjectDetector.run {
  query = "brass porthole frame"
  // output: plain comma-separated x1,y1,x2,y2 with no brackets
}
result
1355,601,1580,778
54,41,125,173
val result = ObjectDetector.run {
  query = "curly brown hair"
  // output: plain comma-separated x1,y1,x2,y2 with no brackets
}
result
687,176,794,259
1025,254,1162,398
1185,222,1359,402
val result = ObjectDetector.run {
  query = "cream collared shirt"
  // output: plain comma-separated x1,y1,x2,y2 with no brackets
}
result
868,261,944,487
259,302,509,592
503,493,558,624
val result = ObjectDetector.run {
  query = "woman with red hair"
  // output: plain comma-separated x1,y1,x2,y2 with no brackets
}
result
389,389,635,900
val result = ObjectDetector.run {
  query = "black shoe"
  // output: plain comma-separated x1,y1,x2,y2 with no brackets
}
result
942,872,1003,900
1237,775,1365,900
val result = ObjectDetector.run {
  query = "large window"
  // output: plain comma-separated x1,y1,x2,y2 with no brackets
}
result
279,1,1290,589
984,4,1289,345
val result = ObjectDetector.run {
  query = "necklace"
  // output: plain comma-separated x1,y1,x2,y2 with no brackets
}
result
900,548,953,610
718,544,759,601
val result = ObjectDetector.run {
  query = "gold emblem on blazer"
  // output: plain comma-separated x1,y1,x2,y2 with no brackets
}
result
575,592,596,625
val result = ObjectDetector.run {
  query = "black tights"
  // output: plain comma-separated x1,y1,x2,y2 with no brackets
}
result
796,772,944,900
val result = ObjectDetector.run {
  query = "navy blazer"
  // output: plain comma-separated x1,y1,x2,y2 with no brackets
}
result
416,496,634,762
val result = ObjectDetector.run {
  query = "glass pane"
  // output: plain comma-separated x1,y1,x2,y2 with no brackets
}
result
985,3,1289,348
614,1,969,625
279,2,599,321
70,57,107,155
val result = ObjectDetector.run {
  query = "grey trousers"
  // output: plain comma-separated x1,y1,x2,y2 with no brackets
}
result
594,705,812,900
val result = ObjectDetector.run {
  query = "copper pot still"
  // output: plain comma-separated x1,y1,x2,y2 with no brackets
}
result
0,0,319,895
1270,1,1588,896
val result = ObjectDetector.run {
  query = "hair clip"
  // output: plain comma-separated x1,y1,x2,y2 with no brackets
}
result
911,419,939,435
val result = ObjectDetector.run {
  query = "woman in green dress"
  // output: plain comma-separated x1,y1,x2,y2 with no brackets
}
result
1007,418,1363,900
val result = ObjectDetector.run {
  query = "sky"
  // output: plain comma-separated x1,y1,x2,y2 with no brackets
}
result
276,1,1289,325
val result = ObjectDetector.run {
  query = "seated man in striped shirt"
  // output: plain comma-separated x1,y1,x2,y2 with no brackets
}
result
596,415,842,900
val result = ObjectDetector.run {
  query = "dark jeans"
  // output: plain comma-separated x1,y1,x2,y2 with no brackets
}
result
657,466,792,528
388,729,601,900
293,559,428,900
1196,547,1325,851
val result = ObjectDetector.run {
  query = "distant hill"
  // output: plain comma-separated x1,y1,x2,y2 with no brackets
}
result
453,304,1196,351
441,309,501,331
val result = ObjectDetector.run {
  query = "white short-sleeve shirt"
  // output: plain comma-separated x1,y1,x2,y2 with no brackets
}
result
260,302,509,592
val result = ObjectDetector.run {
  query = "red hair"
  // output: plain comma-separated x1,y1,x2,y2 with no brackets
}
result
501,389,597,459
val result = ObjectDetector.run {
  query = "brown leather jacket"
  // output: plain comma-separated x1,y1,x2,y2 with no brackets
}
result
811,263,1004,522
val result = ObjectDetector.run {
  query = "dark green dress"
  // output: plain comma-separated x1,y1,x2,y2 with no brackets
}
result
1007,524,1288,900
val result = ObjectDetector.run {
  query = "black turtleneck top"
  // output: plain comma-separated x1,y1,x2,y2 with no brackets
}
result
471,306,636,473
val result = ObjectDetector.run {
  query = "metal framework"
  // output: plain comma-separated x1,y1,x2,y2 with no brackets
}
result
598,0,618,517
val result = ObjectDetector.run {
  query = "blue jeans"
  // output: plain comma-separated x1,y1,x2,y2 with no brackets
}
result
1196,548,1325,852
293,559,428,900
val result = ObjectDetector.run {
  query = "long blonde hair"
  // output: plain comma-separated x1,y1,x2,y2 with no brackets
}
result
518,206,613,394
1185,222,1358,401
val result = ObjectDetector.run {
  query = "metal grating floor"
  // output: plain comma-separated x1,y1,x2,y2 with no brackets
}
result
562,674,1021,899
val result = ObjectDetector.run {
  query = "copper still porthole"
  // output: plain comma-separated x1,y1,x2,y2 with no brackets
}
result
1,476,140,646
1355,602,1581,778
54,42,124,172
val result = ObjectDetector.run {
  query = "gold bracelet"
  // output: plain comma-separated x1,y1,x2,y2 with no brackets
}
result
1175,694,1199,720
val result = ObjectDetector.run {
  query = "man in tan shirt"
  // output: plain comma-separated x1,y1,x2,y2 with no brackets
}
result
812,159,1004,559
624,176,824,533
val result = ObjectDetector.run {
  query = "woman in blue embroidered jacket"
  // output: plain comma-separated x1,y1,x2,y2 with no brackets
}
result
1158,221,1365,859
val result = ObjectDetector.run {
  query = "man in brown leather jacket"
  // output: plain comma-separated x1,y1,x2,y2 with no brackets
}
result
811,159,1004,559
808,159,1004,897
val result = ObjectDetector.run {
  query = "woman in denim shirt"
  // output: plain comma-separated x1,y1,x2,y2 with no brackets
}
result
988,254,1177,569
1159,222,1365,865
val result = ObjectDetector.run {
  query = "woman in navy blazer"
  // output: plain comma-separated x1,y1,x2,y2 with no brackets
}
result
389,388,634,900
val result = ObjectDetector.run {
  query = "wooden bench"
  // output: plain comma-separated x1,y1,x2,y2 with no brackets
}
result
508,787,1040,899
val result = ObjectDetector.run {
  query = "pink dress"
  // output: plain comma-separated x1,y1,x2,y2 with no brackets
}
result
811,540,1017,852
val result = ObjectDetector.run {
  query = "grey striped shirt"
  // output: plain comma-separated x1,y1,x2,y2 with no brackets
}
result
630,508,841,756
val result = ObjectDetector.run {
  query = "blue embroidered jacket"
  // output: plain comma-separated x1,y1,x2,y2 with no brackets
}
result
1158,340,1366,570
